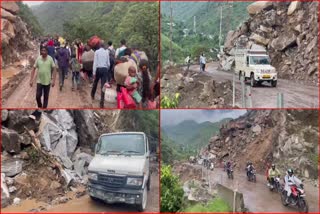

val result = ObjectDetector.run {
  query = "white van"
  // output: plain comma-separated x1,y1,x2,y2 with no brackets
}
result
88,132,150,211
235,48,277,87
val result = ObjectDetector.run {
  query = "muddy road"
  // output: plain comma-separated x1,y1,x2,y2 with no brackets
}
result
193,165,319,212
185,63,318,108
2,174,159,213
2,59,116,109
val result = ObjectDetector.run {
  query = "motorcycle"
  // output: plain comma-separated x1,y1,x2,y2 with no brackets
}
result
269,176,281,192
281,183,308,213
209,163,214,171
227,167,234,179
247,169,256,182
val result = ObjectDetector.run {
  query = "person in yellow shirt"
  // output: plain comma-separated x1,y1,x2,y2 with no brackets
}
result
268,164,281,186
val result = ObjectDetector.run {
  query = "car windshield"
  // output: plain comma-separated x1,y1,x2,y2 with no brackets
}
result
250,56,270,65
97,134,145,156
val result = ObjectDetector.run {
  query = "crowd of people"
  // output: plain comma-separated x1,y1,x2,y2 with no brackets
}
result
31,35,159,109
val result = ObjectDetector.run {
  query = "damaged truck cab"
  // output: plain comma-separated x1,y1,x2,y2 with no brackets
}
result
88,132,150,211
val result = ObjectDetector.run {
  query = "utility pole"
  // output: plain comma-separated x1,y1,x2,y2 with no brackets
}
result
193,16,196,34
169,1,173,64
219,5,222,52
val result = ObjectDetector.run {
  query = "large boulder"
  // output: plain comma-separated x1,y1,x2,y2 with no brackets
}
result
270,33,297,51
1,159,23,177
287,1,301,16
247,1,273,16
6,110,38,133
74,153,93,178
73,110,99,147
1,19,15,39
2,110,9,122
1,174,10,208
1,8,16,22
2,128,21,154
249,33,270,46
1,2,19,14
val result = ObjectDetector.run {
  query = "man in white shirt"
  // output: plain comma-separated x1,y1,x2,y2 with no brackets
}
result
91,41,110,108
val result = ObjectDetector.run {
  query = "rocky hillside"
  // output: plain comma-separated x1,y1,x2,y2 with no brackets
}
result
1,110,159,209
220,1,318,84
201,110,318,179
1,2,37,68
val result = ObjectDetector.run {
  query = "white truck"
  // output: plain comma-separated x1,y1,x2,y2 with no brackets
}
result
235,48,277,87
88,132,150,211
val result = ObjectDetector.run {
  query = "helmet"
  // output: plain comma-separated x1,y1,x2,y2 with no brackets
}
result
272,164,275,169
287,169,294,176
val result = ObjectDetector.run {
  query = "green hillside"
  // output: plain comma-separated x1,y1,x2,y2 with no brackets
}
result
161,2,251,63
17,2,43,37
162,118,232,152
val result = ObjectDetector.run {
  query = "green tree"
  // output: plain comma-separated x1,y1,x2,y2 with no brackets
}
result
161,165,184,212
17,2,43,37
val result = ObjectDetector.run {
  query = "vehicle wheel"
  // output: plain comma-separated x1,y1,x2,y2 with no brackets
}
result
136,188,148,212
90,195,99,201
271,80,277,87
298,199,308,213
239,71,242,80
281,191,289,206
250,73,256,87
253,175,256,183
147,176,151,191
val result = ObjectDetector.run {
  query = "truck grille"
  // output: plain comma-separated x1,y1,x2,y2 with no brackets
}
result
98,174,126,188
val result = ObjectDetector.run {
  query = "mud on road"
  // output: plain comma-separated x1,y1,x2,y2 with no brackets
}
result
2,57,116,109
172,62,318,108
2,173,159,213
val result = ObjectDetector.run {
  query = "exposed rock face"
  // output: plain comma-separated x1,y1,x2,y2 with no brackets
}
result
1,2,34,68
220,2,318,84
202,110,318,179
247,1,273,16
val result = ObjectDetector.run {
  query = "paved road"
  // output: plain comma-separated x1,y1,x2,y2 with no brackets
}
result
186,63,318,108
192,164,319,212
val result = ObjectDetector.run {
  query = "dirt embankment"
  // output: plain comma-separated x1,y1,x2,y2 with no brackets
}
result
161,65,233,108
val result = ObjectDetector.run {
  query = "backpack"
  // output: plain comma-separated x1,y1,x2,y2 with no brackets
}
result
71,59,81,72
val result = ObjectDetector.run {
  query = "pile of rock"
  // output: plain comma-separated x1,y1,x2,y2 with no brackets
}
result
1,110,98,208
202,110,318,179
220,1,318,84
1,2,35,67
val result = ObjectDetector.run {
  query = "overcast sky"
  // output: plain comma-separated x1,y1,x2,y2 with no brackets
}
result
161,110,247,126
23,1,43,7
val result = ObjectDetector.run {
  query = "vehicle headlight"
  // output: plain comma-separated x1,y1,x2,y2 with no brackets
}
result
88,172,98,181
127,177,143,186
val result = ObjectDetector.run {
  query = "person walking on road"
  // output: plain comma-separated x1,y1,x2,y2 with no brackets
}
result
30,46,57,108
82,45,95,85
185,55,191,71
200,53,206,72
55,43,70,90
91,41,110,108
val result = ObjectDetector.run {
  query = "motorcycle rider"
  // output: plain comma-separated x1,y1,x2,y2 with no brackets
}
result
284,169,302,204
226,161,232,175
246,161,255,178
268,164,281,186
